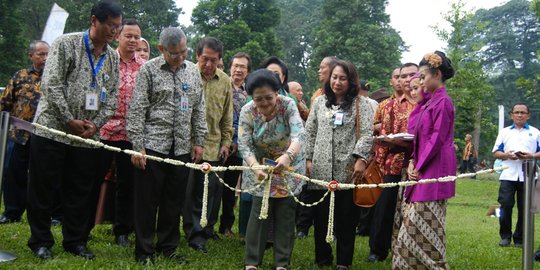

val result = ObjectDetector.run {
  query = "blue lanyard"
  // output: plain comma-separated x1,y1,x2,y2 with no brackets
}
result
83,31,107,88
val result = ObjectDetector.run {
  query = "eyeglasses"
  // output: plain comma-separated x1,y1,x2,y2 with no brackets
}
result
512,111,529,115
232,64,248,70
164,48,186,59
200,56,220,65
253,95,276,102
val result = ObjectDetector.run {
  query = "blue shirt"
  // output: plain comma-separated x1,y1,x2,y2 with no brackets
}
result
492,123,540,182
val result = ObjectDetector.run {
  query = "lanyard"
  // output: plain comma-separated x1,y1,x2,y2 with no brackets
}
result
83,31,107,88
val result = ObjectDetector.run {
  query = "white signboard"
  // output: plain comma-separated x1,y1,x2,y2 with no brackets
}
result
41,3,69,45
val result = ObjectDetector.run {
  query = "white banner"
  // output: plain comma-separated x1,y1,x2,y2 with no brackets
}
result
498,105,505,131
41,3,69,45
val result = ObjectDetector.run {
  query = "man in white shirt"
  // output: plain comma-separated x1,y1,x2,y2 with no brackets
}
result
492,102,540,248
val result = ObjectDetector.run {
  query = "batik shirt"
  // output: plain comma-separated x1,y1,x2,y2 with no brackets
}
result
199,68,234,161
127,57,208,156
380,96,415,175
33,31,120,146
1,67,43,144
100,50,145,141
231,83,248,145
238,96,306,197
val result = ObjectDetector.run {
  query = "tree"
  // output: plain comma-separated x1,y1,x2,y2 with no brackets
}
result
310,0,404,93
435,1,498,162
276,0,324,93
0,0,28,84
191,0,282,70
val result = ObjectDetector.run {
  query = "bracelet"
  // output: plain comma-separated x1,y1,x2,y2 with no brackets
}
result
358,157,368,164
285,150,296,162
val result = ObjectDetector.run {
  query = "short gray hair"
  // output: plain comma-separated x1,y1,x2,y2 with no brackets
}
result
28,40,49,54
159,27,186,48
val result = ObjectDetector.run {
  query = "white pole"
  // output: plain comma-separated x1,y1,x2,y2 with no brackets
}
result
498,105,505,132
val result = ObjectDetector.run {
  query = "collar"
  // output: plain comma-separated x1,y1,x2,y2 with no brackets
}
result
116,48,145,64
510,123,530,130
85,30,108,57
29,66,43,75
198,64,220,81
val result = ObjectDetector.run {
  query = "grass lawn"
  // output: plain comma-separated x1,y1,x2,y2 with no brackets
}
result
0,173,538,269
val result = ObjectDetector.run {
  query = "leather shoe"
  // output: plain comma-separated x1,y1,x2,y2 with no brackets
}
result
366,253,385,262
136,254,154,265
0,215,20,225
115,235,130,247
297,231,307,239
209,233,220,240
65,245,95,260
514,242,523,248
189,243,207,253
499,238,511,247
167,254,188,264
33,246,53,260
534,246,540,261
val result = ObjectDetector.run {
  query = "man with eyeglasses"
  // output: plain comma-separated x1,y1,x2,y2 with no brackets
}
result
184,37,234,253
0,40,49,226
127,26,207,264
27,0,122,260
492,102,540,249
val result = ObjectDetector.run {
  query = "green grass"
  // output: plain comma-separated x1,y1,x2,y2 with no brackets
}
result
0,173,538,269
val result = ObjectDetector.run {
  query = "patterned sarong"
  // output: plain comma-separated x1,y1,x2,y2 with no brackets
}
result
392,200,450,270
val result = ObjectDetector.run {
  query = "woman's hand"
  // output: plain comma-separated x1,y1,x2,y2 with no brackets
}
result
131,149,147,170
407,161,418,181
254,169,268,182
306,160,312,177
351,158,367,183
274,154,291,174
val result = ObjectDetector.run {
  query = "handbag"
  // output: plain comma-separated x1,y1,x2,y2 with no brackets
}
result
352,97,384,207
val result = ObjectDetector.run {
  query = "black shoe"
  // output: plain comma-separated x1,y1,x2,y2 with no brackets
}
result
115,235,130,247
499,238,511,247
167,253,188,264
209,233,220,240
65,245,95,260
535,247,540,261
366,253,385,262
0,215,20,225
297,231,307,239
33,246,53,260
514,242,523,248
336,266,349,270
136,254,154,265
189,243,207,253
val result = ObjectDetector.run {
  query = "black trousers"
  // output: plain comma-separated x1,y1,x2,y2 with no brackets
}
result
369,174,400,259
310,189,359,266
498,180,524,243
27,135,100,250
184,160,223,245
296,185,314,234
219,155,242,233
2,141,29,220
133,149,190,257
96,140,134,236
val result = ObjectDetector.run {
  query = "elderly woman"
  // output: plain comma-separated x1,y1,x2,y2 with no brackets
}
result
393,51,456,270
304,60,373,270
238,69,305,270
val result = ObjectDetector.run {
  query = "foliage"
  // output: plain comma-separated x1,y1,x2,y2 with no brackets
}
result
0,175,539,269
0,0,28,84
190,0,282,70
310,0,404,93
533,0,540,18
276,0,324,94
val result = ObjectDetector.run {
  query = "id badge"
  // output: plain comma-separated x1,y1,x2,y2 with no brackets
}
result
86,93,99,111
334,112,344,126
180,96,189,111
100,87,107,103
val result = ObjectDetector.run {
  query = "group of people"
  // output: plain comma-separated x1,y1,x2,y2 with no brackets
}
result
3,0,538,269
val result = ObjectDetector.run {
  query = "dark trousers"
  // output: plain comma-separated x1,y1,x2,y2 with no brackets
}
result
219,156,242,233
369,174,400,259
99,140,134,236
498,180,524,243
244,196,296,267
311,189,359,266
27,135,100,250
238,193,252,236
356,206,373,236
2,141,29,220
133,149,190,257
296,185,314,234
459,159,475,174
184,160,223,246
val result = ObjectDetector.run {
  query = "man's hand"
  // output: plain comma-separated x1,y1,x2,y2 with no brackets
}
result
407,161,418,181
79,120,97,138
350,158,367,183
220,145,230,164
131,149,147,170
67,119,86,135
306,160,312,177
192,145,204,163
